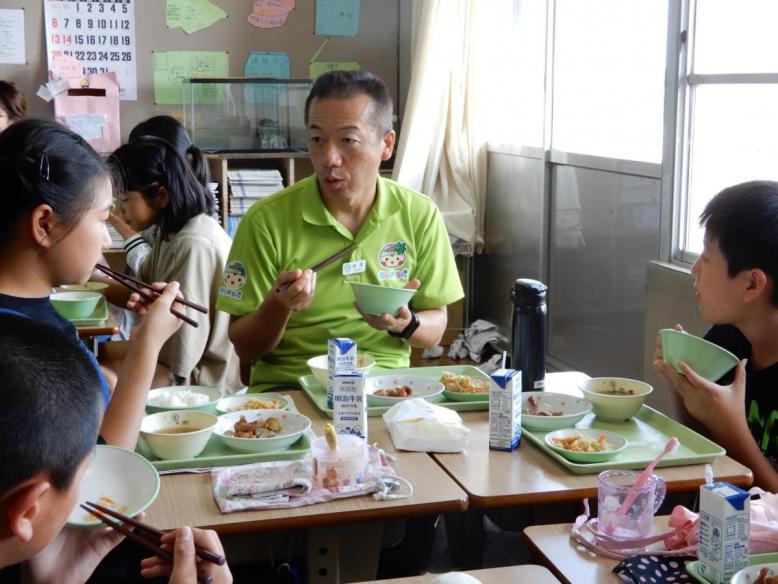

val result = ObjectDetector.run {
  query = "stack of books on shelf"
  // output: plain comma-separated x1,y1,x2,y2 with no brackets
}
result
226,169,284,236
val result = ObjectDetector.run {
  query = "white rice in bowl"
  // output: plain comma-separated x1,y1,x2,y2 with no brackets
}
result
148,389,210,408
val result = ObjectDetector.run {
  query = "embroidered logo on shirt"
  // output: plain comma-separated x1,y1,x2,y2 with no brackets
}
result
219,261,247,300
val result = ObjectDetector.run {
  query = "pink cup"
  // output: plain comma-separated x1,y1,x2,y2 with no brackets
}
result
311,435,368,489
597,469,666,539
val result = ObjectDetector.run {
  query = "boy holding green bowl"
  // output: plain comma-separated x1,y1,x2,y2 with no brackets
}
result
654,181,778,491
0,314,232,583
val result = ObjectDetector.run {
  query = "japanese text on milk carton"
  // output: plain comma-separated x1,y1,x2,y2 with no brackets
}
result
331,371,367,440
489,368,521,451
698,482,750,584
327,338,357,408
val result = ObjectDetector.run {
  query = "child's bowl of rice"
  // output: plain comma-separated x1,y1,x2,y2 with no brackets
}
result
146,385,223,414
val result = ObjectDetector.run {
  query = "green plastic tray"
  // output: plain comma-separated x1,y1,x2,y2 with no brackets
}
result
686,553,778,583
69,295,109,326
299,364,491,418
136,431,312,473
522,405,726,474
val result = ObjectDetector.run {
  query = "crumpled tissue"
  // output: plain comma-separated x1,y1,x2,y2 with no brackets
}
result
382,398,470,453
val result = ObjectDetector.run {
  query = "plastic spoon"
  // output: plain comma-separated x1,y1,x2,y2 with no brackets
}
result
605,436,679,535
324,422,339,451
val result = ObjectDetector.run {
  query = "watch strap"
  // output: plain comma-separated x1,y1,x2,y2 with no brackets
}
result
388,310,421,339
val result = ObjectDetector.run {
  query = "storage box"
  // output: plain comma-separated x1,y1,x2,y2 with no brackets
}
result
489,368,521,451
183,78,311,153
698,482,750,584
331,372,367,440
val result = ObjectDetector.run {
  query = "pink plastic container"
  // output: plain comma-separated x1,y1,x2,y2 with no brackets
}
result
311,435,368,489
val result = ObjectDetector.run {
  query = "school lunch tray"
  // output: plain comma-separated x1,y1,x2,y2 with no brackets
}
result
522,405,726,475
136,431,312,473
686,553,778,583
298,364,491,418
68,295,110,326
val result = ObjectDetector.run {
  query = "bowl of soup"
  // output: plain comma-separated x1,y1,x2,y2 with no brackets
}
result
348,282,417,316
139,410,218,460
660,328,739,382
306,354,376,388
57,282,109,294
579,377,653,422
50,291,102,320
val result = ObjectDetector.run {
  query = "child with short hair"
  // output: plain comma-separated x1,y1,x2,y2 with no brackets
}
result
0,118,184,449
0,314,232,583
655,180,778,490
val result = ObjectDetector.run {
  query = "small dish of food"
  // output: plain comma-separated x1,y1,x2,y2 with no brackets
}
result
215,393,292,414
215,410,311,453
67,445,159,528
579,377,653,422
521,392,592,431
146,385,223,414
365,374,444,406
140,410,218,460
440,371,491,402
544,428,627,463
731,563,778,584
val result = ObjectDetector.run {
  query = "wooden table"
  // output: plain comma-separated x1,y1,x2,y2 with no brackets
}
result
76,313,118,353
352,564,561,583
144,390,468,584
523,516,672,584
432,372,753,508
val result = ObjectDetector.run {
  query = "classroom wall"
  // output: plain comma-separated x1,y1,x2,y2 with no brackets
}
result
1,0,400,140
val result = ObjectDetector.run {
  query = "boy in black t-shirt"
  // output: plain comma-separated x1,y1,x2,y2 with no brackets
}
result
654,180,778,491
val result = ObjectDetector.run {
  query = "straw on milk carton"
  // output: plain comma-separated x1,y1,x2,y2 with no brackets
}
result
698,482,750,584
331,371,367,440
489,368,521,451
327,338,357,408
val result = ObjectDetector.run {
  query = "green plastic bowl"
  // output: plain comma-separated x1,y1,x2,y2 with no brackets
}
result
50,291,102,320
348,282,417,316
57,282,109,294
660,328,739,382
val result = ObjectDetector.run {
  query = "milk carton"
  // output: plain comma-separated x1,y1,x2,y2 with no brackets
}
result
331,371,367,440
489,368,521,451
698,482,750,584
327,338,357,408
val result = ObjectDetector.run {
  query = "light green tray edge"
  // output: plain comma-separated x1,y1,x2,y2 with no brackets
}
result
686,553,778,583
69,295,109,326
299,364,491,418
522,404,726,475
137,431,312,472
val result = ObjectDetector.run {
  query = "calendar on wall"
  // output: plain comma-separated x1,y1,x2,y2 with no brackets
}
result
44,0,138,100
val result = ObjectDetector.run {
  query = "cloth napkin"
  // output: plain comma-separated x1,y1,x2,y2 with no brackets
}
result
613,555,697,583
212,444,398,513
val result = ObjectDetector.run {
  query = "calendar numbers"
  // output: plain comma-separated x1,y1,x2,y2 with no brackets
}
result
44,0,137,100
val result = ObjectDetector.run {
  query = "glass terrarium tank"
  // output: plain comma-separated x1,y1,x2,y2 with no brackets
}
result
183,78,312,153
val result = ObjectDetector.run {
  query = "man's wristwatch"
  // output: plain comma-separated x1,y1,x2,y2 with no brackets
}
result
388,310,421,340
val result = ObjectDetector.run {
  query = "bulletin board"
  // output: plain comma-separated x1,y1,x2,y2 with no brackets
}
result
3,0,400,140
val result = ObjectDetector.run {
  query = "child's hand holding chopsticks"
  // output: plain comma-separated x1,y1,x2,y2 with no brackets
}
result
139,526,232,584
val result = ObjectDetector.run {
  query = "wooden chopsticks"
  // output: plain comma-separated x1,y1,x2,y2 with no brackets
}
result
81,501,225,583
94,264,205,328
276,243,358,293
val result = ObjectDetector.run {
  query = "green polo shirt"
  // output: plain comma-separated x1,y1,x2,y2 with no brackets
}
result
216,174,464,391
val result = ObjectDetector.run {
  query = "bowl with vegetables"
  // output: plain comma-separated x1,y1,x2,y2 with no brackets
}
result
521,392,592,431
579,377,653,422
544,428,627,463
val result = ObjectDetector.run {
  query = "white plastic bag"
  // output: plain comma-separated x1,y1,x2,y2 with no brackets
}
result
382,398,470,452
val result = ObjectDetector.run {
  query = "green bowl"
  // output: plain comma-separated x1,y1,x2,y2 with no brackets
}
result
660,328,739,381
50,291,102,320
544,428,627,463
57,282,109,294
348,282,417,316
146,386,223,414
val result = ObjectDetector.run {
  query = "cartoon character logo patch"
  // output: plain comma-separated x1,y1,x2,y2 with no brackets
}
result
219,261,247,300
377,241,410,281
379,242,407,269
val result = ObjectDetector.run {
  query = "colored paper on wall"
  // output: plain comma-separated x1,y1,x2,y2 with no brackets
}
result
166,0,226,34
315,0,359,37
309,61,360,80
248,0,295,28
0,8,25,64
152,51,229,105
244,51,290,103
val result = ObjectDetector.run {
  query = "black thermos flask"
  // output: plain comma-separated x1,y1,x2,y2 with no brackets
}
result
511,278,548,393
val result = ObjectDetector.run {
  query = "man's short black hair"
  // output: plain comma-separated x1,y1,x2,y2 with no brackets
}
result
700,180,778,306
0,314,102,494
304,70,393,135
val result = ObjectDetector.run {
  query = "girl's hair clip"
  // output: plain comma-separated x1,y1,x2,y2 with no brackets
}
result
39,149,50,181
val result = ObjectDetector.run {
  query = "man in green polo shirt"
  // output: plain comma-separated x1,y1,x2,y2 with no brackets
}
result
217,70,464,391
